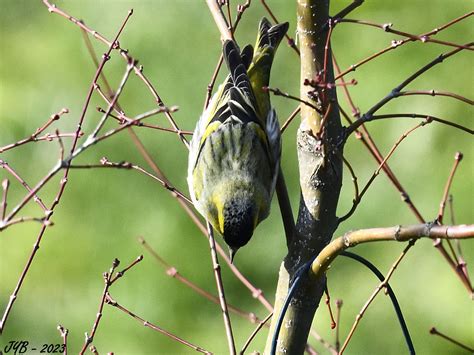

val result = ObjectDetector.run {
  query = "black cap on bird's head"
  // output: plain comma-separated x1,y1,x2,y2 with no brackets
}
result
222,198,256,263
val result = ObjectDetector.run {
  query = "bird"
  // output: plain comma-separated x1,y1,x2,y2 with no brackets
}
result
188,18,289,262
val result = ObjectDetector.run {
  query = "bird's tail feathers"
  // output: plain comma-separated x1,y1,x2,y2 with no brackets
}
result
256,17,289,52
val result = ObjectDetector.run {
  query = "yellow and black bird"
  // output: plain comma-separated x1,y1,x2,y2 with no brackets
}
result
188,18,288,262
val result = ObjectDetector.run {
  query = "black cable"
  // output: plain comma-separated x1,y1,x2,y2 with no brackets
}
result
270,257,315,355
340,251,415,355
270,251,415,355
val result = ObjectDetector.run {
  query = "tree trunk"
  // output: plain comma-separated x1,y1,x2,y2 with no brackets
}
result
265,0,343,352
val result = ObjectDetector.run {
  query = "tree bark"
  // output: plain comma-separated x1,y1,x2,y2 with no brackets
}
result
265,0,343,353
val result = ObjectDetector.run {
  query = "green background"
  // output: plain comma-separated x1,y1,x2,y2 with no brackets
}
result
0,1,472,354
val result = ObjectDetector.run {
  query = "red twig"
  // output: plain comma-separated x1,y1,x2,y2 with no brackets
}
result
0,108,69,153
334,299,343,353
79,259,120,354
138,237,265,325
430,327,474,352
105,293,211,354
335,12,474,80
204,54,224,110
43,0,189,148
260,0,299,55
264,86,322,113
1,179,8,221
339,18,474,51
437,152,464,224
324,284,336,329
397,90,474,105
0,8,132,334
240,312,273,354
0,160,48,213
340,119,432,223
110,255,144,285
280,106,301,133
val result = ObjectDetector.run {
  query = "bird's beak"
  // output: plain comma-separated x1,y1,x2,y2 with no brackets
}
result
229,248,238,264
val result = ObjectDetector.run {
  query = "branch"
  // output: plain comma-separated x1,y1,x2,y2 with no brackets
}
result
0,108,69,153
138,237,267,325
105,293,211,354
206,223,236,355
80,258,120,354
0,9,132,333
335,12,474,80
206,0,233,41
367,114,473,135
338,18,474,51
310,223,474,279
345,43,474,137
260,0,300,55
430,327,474,352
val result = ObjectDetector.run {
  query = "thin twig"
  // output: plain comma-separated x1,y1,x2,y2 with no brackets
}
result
138,237,265,325
110,255,144,285
435,152,471,287
207,0,233,41
204,54,224,110
1,179,9,221
57,324,68,355
234,0,252,30
0,8,132,334
430,327,474,352
105,293,211,354
80,259,120,355
44,0,189,148
339,119,431,224
79,157,192,204
324,284,336,329
309,329,337,354
276,168,295,247
133,65,190,148
338,18,474,51
316,102,333,138
397,90,474,105
335,12,474,80
345,42,474,137
240,312,273,354
260,0,300,55
0,216,51,232
437,152,464,224
280,106,301,133
90,60,136,138
0,108,69,153
342,155,359,215
334,53,425,223
449,196,471,284
206,223,236,355
330,0,364,23
0,160,49,213
264,86,322,113
225,0,233,32
334,50,471,292
368,113,473,134
334,299,343,353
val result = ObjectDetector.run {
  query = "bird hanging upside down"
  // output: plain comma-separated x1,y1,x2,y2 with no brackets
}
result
188,18,289,262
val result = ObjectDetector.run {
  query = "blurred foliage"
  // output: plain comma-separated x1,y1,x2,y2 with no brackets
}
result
0,0,472,354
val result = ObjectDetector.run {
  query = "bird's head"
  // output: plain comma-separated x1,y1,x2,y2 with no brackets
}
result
219,197,258,262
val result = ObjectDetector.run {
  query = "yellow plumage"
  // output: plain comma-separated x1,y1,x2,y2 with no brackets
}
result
188,18,288,261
